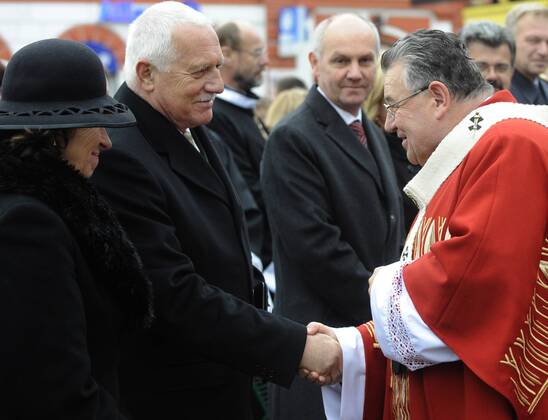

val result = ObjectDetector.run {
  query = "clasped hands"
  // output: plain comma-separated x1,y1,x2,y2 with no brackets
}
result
298,270,382,386
298,322,342,386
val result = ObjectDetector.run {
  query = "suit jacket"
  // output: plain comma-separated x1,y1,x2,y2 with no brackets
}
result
91,83,306,420
262,87,403,420
206,127,266,267
208,95,272,265
208,94,267,208
510,71,548,105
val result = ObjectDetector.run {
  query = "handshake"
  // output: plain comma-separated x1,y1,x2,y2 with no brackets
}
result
298,322,342,386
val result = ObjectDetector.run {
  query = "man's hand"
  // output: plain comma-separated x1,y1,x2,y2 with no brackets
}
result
298,322,342,386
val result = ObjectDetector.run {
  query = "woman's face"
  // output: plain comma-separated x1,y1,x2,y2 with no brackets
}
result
61,127,112,178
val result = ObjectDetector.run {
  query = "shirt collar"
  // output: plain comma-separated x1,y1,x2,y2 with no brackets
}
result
317,86,362,125
217,86,258,109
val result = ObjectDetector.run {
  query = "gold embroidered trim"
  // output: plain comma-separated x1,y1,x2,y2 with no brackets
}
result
500,237,548,414
364,321,381,348
391,368,411,420
412,216,449,260
391,215,451,418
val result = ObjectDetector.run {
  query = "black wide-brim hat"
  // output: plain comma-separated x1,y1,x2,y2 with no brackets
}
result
0,38,135,129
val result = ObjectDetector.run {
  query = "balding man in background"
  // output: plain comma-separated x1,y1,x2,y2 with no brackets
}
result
262,14,403,420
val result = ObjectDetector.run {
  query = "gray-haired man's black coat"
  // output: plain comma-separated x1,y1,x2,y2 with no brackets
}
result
92,83,306,420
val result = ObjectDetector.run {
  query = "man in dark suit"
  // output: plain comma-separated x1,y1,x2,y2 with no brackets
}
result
262,14,404,420
207,21,272,268
91,3,342,420
506,3,548,105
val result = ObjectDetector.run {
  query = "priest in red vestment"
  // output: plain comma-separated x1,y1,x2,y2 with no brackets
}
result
305,29,548,420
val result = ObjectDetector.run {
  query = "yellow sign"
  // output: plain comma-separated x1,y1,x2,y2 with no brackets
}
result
463,0,548,25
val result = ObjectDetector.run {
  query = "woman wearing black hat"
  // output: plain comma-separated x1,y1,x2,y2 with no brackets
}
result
0,39,153,419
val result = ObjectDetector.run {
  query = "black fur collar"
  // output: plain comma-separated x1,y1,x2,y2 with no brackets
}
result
0,134,153,328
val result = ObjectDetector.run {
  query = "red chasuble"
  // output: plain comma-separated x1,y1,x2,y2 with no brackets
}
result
359,91,548,420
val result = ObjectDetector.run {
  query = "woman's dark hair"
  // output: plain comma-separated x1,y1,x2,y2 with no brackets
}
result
0,128,72,152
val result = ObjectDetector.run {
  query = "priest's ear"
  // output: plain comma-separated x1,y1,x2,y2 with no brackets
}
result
428,81,451,120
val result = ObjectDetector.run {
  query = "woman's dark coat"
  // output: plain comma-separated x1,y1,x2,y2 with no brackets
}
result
0,136,152,419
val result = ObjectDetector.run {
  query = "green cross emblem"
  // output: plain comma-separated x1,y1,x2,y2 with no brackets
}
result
468,112,483,131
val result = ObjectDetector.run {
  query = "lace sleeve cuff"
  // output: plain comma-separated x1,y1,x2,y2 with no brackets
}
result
370,262,458,370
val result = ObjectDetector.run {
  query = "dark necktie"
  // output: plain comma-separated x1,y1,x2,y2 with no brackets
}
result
349,120,367,147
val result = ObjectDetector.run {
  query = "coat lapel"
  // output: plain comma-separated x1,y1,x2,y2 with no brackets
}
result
115,84,253,285
163,128,230,206
510,72,548,105
306,88,383,191
191,126,246,225
540,80,548,105
363,118,392,194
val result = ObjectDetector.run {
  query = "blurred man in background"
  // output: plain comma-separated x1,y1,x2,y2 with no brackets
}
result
460,20,515,91
207,21,272,270
506,3,548,104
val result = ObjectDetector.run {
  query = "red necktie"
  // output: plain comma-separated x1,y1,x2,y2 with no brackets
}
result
349,120,367,147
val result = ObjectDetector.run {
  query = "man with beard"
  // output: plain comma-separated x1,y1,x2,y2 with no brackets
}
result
261,14,403,420
207,21,272,270
460,21,515,92
506,3,548,105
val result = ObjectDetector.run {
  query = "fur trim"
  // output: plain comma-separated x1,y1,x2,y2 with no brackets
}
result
0,134,153,328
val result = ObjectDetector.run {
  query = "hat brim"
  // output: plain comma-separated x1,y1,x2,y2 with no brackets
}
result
0,95,136,129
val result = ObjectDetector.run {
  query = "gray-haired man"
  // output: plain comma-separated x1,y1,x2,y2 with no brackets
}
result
460,20,515,91
91,2,341,419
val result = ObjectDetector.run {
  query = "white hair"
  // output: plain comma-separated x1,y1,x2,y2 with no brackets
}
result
124,1,212,87
505,2,548,35
312,14,381,59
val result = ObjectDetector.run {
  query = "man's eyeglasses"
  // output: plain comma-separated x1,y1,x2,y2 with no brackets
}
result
384,85,430,119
